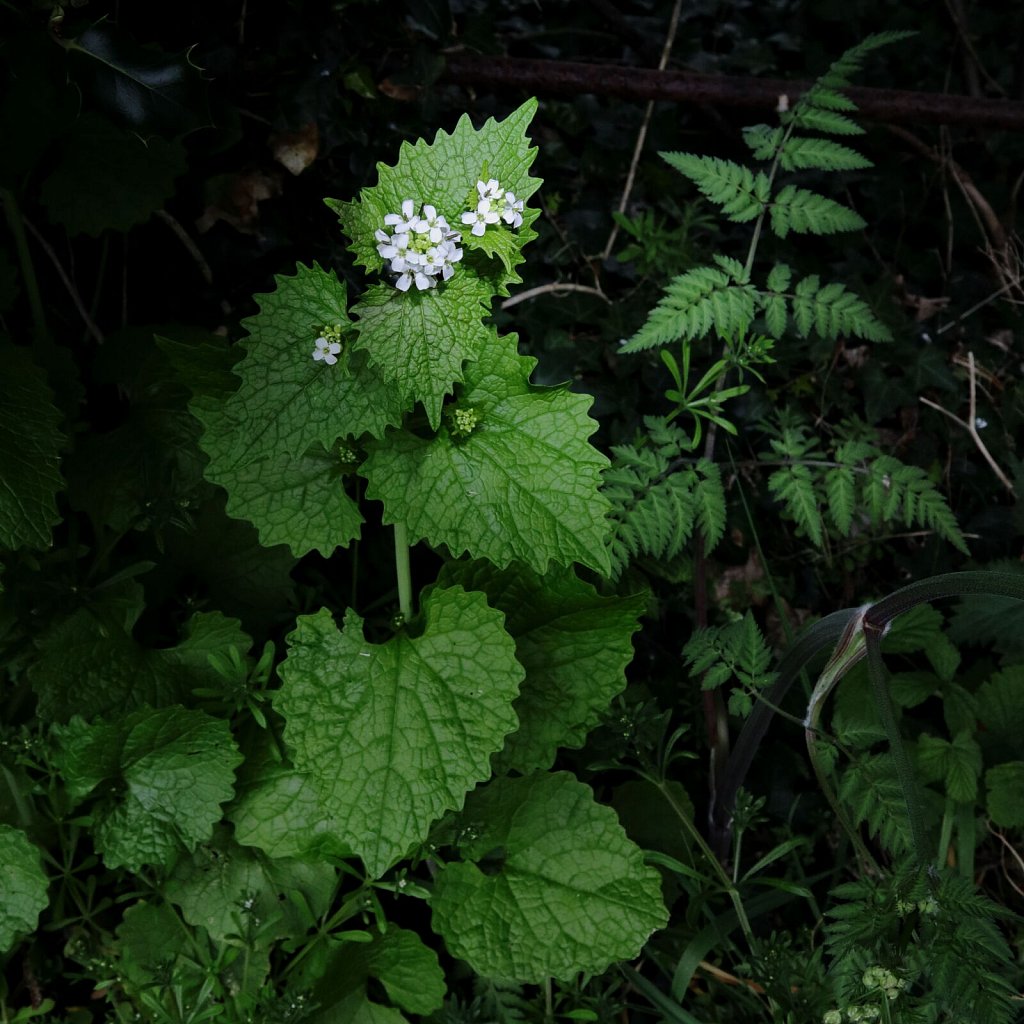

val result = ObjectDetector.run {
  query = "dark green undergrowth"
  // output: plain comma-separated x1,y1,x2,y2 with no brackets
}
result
2,2,1023,1023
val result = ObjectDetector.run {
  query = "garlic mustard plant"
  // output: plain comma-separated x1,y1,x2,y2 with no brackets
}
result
189,98,665,985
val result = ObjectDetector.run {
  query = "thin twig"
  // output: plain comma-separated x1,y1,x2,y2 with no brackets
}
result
22,217,105,344
919,351,1015,496
155,209,213,285
600,0,684,263
986,821,1024,900
501,281,609,310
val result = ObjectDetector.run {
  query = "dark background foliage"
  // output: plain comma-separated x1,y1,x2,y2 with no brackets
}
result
2,0,1023,1016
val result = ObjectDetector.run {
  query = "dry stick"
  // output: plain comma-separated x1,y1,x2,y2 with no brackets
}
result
156,209,214,286
986,822,1024,900
442,55,1024,130
500,281,609,310
919,351,1016,497
22,217,105,344
600,0,684,264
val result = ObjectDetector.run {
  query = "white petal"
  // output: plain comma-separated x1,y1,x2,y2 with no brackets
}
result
428,226,443,243
395,273,412,291
390,256,408,272
375,228,390,242
471,221,487,236
461,211,477,226
328,342,342,355
401,199,415,218
414,271,432,290
422,204,437,220
441,263,455,281
384,213,402,226
312,348,325,361
323,352,338,365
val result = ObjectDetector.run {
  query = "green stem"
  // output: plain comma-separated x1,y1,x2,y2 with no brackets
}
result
652,777,757,952
393,522,413,621
1,187,48,343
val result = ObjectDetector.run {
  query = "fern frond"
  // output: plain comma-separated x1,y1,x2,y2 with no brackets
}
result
791,274,892,342
621,264,757,351
741,123,785,162
604,431,700,579
659,153,770,223
788,106,864,137
838,752,914,855
814,31,917,91
778,137,872,172
692,458,726,550
824,465,856,535
770,185,866,238
767,464,824,547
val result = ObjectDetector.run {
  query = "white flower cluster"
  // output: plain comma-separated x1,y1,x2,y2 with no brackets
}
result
375,199,463,292
461,178,524,236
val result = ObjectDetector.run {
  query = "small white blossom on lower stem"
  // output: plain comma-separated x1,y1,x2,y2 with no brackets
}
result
312,336,342,365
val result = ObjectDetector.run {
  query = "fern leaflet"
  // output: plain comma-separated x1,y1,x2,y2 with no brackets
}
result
770,185,865,238
659,153,770,223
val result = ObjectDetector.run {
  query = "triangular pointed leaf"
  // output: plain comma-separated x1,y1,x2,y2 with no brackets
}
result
193,263,402,555
362,332,612,574
274,587,523,877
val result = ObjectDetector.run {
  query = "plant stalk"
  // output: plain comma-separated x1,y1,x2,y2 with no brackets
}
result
393,522,413,621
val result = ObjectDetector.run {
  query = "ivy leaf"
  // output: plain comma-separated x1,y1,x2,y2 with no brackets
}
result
63,23,211,138
194,263,404,556
274,587,523,877
0,345,64,551
54,706,243,871
164,825,335,944
986,762,1024,828
31,604,252,722
362,331,612,575
432,772,668,981
311,927,446,1018
329,99,541,427
438,559,644,772
40,113,186,236
0,826,48,954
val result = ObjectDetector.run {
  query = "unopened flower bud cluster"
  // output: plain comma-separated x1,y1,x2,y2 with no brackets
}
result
374,180,525,293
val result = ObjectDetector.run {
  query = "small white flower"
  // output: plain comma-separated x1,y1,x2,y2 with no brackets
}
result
414,204,450,243
312,336,342,365
501,191,525,228
477,178,503,201
975,416,988,430
384,198,417,232
462,198,500,236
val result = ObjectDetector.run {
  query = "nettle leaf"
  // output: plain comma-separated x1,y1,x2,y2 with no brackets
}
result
164,825,335,944
0,345,64,551
0,826,48,954
312,927,446,1019
55,706,243,871
916,732,982,803
274,588,523,877
362,331,612,575
432,772,668,981
194,263,403,556
986,762,1024,828
329,99,541,428
31,604,252,722
438,559,645,773
40,113,186,236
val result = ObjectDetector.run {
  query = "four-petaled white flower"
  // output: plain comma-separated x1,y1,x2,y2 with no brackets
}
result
501,191,524,228
414,204,448,243
312,336,342,365
462,198,501,236
477,178,502,202
383,198,417,233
